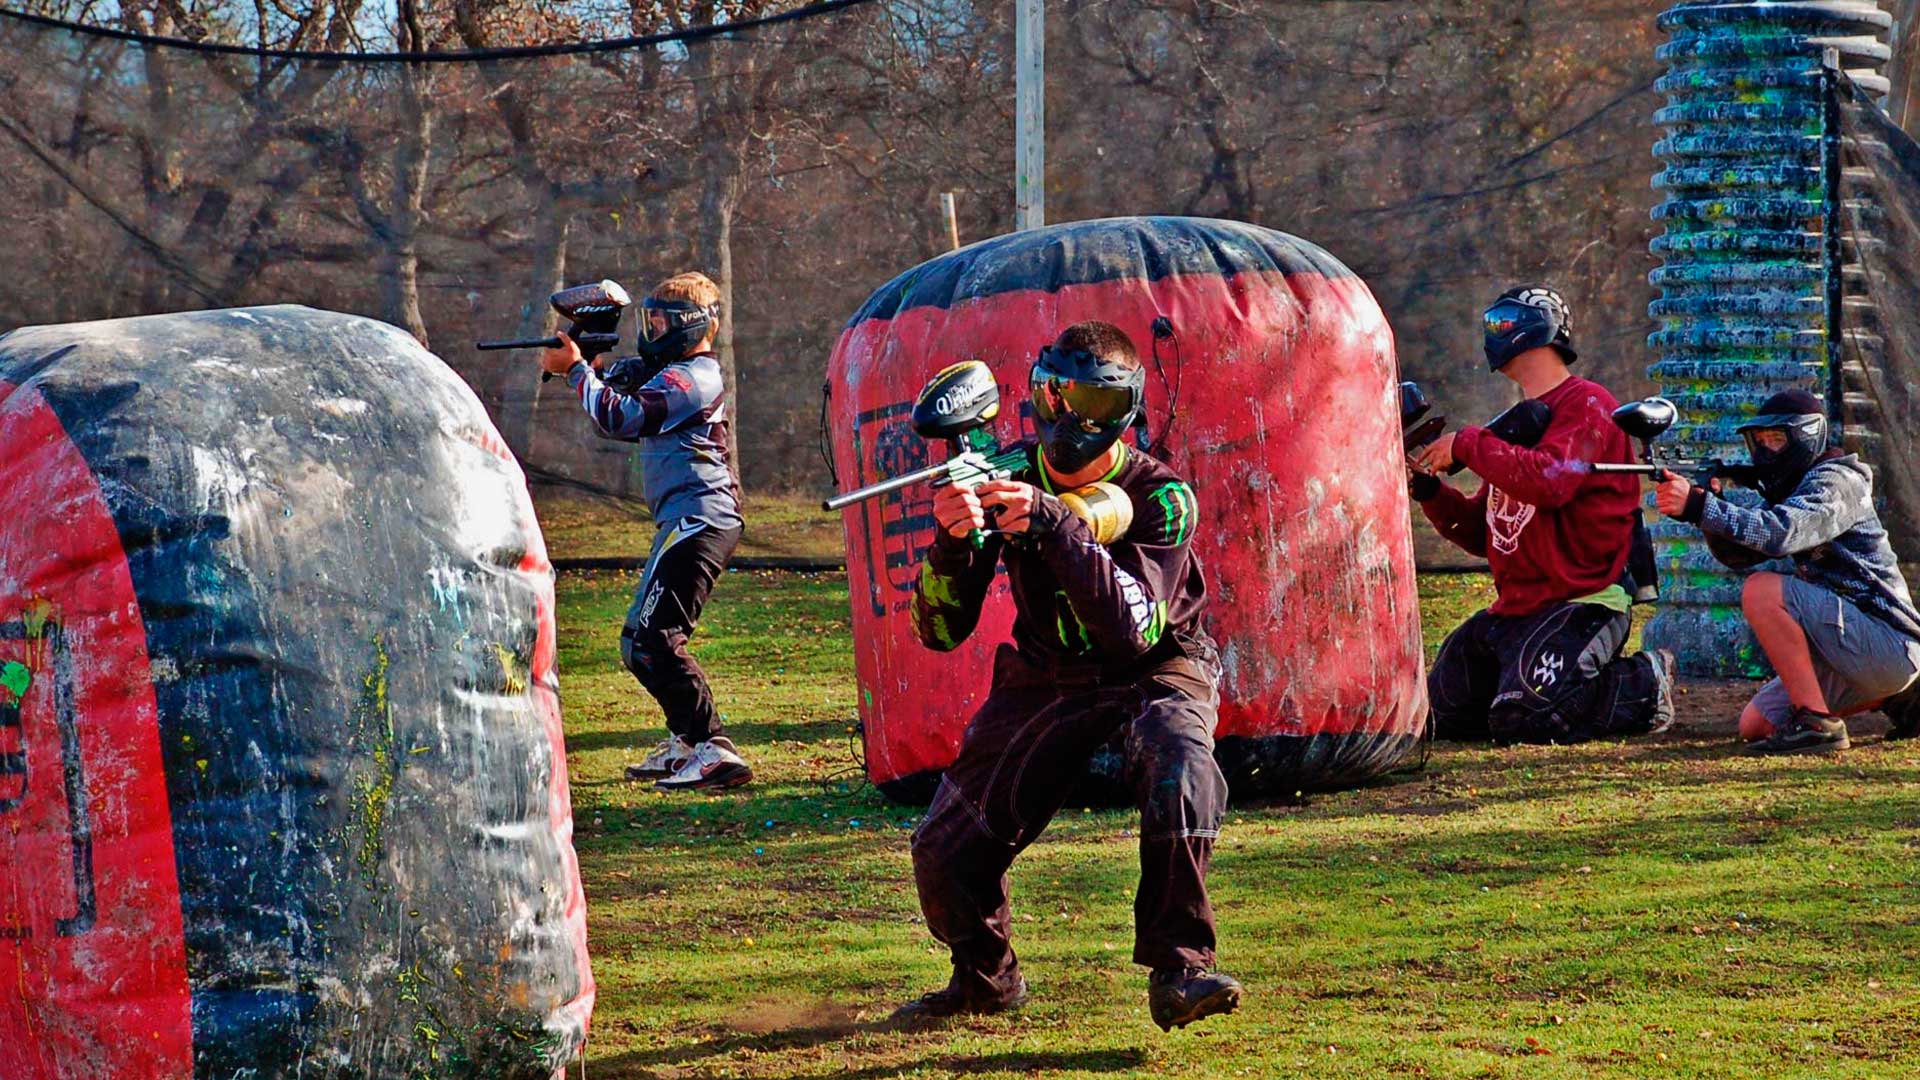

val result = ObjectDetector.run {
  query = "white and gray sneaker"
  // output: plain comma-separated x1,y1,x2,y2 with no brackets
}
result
655,737,753,792
1645,648,1677,736
625,735,694,781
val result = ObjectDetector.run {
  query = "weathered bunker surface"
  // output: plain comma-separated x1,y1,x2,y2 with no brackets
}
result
0,306,591,1078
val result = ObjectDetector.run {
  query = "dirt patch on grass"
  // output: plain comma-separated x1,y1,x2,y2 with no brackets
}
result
726,998,866,1036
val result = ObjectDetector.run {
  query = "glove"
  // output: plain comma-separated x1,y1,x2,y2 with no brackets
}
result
1409,470,1442,502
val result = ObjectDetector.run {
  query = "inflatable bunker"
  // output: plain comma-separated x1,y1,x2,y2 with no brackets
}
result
0,307,591,1078
827,216,1428,804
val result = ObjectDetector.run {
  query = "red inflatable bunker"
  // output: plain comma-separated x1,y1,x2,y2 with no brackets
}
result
827,216,1427,803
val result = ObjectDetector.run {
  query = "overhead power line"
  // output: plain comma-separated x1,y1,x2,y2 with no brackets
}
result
0,0,882,63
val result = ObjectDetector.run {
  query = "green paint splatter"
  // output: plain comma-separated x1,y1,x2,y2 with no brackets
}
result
345,635,399,891
917,562,960,609
0,661,29,702
490,643,528,695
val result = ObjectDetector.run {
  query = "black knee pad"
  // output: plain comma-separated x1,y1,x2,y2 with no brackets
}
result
1486,703,1570,745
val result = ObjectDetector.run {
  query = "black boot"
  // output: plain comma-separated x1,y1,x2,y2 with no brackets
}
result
1882,684,1920,740
1745,706,1849,755
889,976,1028,1026
1147,967,1242,1031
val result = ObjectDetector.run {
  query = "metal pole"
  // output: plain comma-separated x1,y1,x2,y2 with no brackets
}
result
1014,0,1044,230
1824,46,1846,444
941,192,961,250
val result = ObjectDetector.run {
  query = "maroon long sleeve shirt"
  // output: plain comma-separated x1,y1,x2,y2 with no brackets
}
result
1421,375,1640,617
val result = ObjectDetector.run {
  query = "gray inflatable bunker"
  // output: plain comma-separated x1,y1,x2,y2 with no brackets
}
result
0,307,592,1078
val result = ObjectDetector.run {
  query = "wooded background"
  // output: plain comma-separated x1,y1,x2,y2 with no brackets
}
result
3,0,1916,496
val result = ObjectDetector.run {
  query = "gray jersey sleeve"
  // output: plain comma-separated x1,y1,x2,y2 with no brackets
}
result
1699,463,1871,559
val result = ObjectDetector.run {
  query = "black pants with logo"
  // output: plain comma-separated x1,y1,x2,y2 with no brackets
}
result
910,641,1228,1003
619,517,742,743
1428,601,1661,744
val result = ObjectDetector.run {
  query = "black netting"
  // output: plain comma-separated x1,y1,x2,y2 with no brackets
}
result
1836,69,1920,565
0,2,1680,503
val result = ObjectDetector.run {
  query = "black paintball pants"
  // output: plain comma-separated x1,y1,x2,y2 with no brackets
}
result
619,517,741,744
1429,601,1661,744
911,641,1229,1002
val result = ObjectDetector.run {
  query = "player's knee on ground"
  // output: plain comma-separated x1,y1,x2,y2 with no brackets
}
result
1430,702,1492,741
1739,700,1774,741
1486,701,1571,745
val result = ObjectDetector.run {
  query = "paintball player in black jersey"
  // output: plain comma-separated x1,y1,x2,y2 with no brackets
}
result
893,321,1242,1033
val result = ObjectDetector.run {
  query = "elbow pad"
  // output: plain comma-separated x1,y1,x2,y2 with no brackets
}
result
1059,482,1135,545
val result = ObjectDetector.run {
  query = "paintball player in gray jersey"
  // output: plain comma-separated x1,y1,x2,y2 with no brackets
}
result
540,271,753,791
1653,389,1920,754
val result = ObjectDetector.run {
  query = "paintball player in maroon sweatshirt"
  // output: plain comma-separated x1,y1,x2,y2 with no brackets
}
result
893,321,1242,1033
1411,286,1676,744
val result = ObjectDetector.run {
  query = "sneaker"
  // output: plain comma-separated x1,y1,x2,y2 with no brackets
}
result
655,737,753,791
1147,967,1243,1032
1744,707,1849,756
624,735,694,780
889,977,1028,1026
1644,649,1677,736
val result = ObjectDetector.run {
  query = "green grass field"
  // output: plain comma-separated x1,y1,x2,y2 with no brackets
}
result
534,488,844,561
553,566,1920,1080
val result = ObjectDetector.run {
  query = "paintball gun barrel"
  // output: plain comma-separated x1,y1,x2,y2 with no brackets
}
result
1401,381,1448,456
477,279,631,382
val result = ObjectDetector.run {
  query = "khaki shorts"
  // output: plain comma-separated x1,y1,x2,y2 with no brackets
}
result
1747,576,1920,724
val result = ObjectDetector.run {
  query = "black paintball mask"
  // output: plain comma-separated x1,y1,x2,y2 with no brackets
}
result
1028,344,1145,474
1483,285,1577,371
635,296,718,365
1737,389,1830,503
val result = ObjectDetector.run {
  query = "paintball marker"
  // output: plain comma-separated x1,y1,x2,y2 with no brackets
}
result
1593,397,1756,488
824,360,1137,547
1401,381,1447,455
477,279,631,382
823,361,1033,547
1401,381,1553,476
